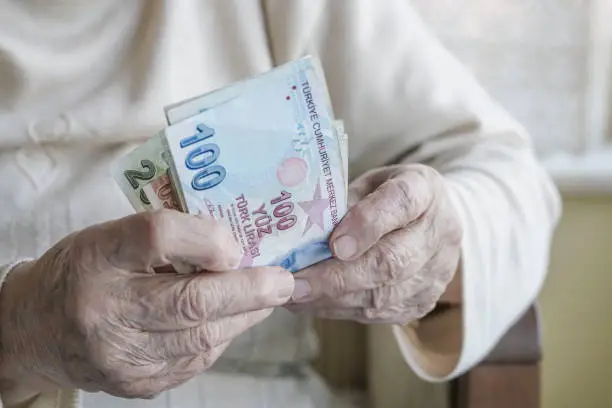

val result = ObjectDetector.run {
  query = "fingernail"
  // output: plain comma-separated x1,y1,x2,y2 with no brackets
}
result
333,235,358,260
292,279,311,302
275,270,296,300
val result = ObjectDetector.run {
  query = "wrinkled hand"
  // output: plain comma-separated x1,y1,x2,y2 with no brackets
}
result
0,210,294,400
289,164,462,324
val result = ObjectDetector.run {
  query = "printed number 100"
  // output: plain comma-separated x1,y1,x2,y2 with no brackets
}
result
180,124,227,191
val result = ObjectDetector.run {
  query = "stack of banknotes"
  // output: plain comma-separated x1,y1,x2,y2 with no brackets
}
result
111,56,348,273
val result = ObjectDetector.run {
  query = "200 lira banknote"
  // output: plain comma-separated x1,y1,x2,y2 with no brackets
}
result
111,133,174,212
163,57,347,272
112,133,195,274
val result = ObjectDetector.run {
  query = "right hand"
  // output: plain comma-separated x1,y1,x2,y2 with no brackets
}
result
0,210,294,400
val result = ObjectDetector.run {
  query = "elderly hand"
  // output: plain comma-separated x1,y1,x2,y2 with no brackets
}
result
288,164,462,324
0,210,294,400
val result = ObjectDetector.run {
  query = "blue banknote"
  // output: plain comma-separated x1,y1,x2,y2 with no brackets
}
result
164,57,347,271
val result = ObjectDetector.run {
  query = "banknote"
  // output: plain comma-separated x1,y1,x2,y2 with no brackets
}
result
163,57,349,181
140,175,195,274
112,135,194,273
111,133,173,212
333,120,349,195
164,56,335,125
163,57,347,272
141,171,182,211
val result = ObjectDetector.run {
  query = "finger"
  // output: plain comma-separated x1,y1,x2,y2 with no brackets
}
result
309,241,457,308
301,306,426,325
289,247,458,323
105,342,231,399
292,225,431,303
155,342,233,395
132,266,293,330
332,169,434,261
286,305,395,323
290,274,431,311
288,306,362,321
347,166,403,205
168,340,231,377
91,210,242,272
150,309,273,359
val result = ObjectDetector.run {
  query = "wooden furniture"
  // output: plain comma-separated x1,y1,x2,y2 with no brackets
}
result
314,304,541,407
449,305,542,408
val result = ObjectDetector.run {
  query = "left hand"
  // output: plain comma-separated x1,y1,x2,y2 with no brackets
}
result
288,164,462,324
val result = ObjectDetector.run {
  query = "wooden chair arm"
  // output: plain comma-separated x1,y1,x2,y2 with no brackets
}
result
449,304,542,408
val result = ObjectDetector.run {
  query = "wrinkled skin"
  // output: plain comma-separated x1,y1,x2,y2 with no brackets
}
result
0,210,294,400
289,164,462,324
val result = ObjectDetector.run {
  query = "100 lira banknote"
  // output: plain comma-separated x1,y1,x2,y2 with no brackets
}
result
164,57,347,272
112,56,348,273
164,58,348,187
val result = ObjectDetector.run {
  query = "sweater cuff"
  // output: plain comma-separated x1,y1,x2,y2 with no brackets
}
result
0,260,80,408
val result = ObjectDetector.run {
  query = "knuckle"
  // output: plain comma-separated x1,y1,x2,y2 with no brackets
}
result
175,278,207,323
247,267,273,289
426,219,442,251
175,349,218,373
64,230,93,268
207,224,236,258
446,216,464,247
334,292,360,308
191,352,215,372
370,287,389,310
363,307,383,321
415,298,437,319
134,385,163,400
195,324,219,352
412,164,440,185
159,377,190,395
246,268,276,300
190,219,242,270
349,203,377,228
428,246,460,287
114,382,159,400
68,296,97,334
200,350,218,370
398,168,437,212
437,267,453,288
143,210,174,255
438,260,457,286
112,382,143,399
389,178,420,214
421,164,441,180
325,264,349,297
210,221,235,247
61,319,116,376
389,177,413,202
90,343,116,372
373,244,402,282
394,314,415,326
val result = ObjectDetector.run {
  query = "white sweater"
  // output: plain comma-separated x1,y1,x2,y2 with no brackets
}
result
0,1,561,407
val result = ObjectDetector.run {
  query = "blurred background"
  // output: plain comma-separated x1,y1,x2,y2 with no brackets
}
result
316,1,612,407
411,2,612,407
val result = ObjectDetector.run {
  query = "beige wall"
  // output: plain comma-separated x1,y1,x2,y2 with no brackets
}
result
366,196,612,408
540,196,612,408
